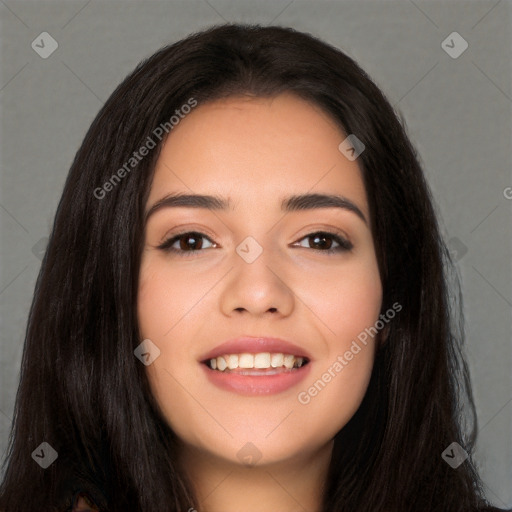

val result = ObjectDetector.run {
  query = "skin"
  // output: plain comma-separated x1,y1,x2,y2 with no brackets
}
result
137,93,383,512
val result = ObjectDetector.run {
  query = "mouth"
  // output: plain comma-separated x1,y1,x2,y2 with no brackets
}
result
199,337,313,395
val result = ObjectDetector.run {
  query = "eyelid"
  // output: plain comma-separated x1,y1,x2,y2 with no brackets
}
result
291,222,353,244
157,224,218,246
293,225,351,242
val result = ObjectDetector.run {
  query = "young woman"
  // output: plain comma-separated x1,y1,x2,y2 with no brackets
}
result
0,23,508,512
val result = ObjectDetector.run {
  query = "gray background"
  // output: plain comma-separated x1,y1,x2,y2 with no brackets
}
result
0,0,511,507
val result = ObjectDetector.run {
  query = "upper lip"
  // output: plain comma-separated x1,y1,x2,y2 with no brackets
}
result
199,336,313,363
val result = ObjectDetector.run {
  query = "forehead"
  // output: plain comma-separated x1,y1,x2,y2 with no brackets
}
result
148,93,368,214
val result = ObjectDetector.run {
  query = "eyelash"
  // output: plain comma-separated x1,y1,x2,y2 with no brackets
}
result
156,230,353,257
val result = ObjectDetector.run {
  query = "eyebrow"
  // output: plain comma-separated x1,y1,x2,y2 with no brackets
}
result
144,192,367,224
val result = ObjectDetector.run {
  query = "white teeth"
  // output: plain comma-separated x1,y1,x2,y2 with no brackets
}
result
217,356,227,371
227,354,238,369
239,353,254,368
283,354,295,369
207,352,307,371
271,353,284,368
254,352,271,368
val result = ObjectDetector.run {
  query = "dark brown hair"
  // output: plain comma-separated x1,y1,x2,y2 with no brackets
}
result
0,23,506,512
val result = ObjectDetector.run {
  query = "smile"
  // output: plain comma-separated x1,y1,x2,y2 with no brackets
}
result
206,352,308,371
201,352,311,396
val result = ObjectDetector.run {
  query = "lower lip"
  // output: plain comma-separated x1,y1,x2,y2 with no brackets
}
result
201,362,312,396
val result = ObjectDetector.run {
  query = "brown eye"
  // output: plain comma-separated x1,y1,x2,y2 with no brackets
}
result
309,233,334,250
176,233,205,251
295,231,353,253
157,231,215,255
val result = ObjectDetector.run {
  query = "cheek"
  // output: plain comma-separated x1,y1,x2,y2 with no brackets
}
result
293,346,375,449
137,258,217,444
137,266,164,338
291,255,381,432
298,255,382,349
137,256,207,339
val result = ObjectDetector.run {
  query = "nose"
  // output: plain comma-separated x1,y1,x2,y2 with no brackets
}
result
218,242,295,318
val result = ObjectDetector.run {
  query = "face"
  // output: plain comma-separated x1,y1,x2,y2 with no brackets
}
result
137,93,382,467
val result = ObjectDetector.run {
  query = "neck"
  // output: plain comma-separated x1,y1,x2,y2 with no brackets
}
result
179,440,334,512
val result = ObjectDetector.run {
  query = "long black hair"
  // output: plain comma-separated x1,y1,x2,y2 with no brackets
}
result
0,23,504,512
